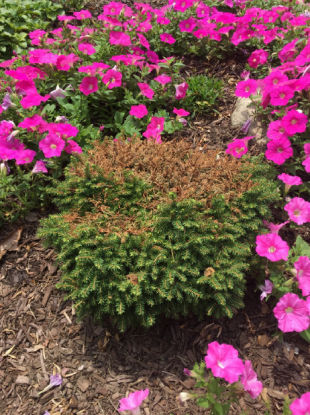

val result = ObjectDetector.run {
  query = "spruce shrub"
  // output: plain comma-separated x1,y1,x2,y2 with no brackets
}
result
38,139,280,331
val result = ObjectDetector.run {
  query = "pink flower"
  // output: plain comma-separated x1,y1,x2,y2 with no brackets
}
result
56,54,79,71
15,149,36,165
266,120,288,140
78,43,96,55
282,110,308,136
259,279,273,301
64,140,82,154
129,104,148,119
160,33,176,44
175,82,188,100
240,360,263,399
20,93,50,109
270,85,294,106
265,137,293,165
137,83,154,99
119,389,149,413
226,138,249,159
255,233,289,262
290,392,310,415
102,69,122,89
109,31,131,46
173,108,189,117
179,17,197,33
284,197,310,225
235,79,258,98
248,49,268,68
143,117,165,142
273,293,309,333
73,9,92,19
263,220,289,234
18,115,48,133
32,160,48,173
137,33,150,50
79,76,98,95
154,74,171,85
294,256,310,297
173,0,193,12
204,342,244,384
278,173,302,186
39,134,65,158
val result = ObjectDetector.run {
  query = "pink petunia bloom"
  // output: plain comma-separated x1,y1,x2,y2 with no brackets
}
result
78,43,96,55
173,0,194,12
73,9,92,19
235,79,258,98
102,69,122,89
278,173,302,187
263,71,288,90
143,117,165,143
270,85,294,106
273,293,309,333
129,104,148,119
294,256,310,297
282,110,308,136
302,143,310,173
32,160,48,173
263,220,289,234
175,82,188,100
266,120,288,141
137,83,154,99
160,33,176,44
259,279,273,302
179,17,196,33
15,149,36,165
255,233,289,262
18,115,48,133
48,123,79,139
39,134,65,158
284,197,310,225
50,85,66,100
79,76,98,95
225,138,251,159
56,54,79,71
119,389,149,413
265,137,293,165
204,341,244,384
248,49,268,69
173,108,189,117
240,360,263,399
137,33,150,50
20,93,50,109
64,140,82,154
154,74,171,85
290,392,310,415
109,31,131,46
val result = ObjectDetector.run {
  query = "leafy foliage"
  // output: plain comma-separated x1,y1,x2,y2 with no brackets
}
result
39,139,280,330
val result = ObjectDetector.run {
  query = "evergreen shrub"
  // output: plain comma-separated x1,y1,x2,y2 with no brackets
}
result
39,139,280,331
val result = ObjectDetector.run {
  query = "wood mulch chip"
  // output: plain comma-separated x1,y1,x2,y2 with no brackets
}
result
0,219,309,415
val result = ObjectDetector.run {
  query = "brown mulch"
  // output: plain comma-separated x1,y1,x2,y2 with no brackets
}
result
0,219,310,415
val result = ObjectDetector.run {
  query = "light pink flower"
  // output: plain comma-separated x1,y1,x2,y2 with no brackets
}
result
102,69,122,89
32,160,48,173
78,43,96,55
294,256,310,297
278,173,302,186
265,137,293,165
39,134,65,158
235,79,258,98
259,279,273,301
175,82,188,100
65,140,82,154
284,197,310,225
79,76,98,95
137,83,154,99
282,110,308,136
110,31,131,46
129,104,148,119
240,360,263,399
255,233,289,262
290,392,310,415
273,293,309,333
204,341,244,384
119,389,149,413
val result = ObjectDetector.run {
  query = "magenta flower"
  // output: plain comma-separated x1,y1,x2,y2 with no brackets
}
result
154,74,171,85
278,173,302,187
235,79,258,98
129,104,148,119
282,110,308,136
137,33,150,50
226,138,249,159
173,108,190,117
137,83,154,100
204,342,244,384
119,389,149,414
56,54,79,71
65,140,82,154
174,0,193,12
294,256,310,297
270,85,294,106
175,82,188,100
284,197,310,225
39,134,65,158
259,279,273,301
18,115,48,133
32,160,48,173
48,123,79,139
179,17,197,33
160,33,176,44
15,149,36,165
109,31,131,46
20,93,50,109
102,69,122,89
263,71,288,90
255,233,289,262
290,392,310,415
265,137,293,165
79,76,98,95
78,43,96,55
248,49,268,68
73,9,92,19
273,293,309,333
263,220,289,234
240,360,263,399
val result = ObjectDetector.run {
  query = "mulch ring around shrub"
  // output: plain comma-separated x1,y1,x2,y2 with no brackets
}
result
0,219,309,415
